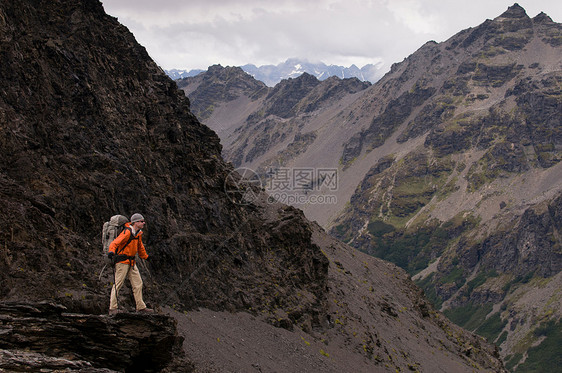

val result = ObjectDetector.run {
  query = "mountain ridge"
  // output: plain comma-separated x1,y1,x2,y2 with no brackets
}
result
178,3,562,370
168,58,383,86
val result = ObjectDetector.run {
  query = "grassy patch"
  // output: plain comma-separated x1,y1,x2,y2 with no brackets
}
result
476,312,507,342
443,303,493,332
516,320,562,373
502,272,535,293
436,176,459,202
505,352,523,371
466,269,499,294
366,219,462,275
441,267,466,288
332,223,354,244
414,273,443,310
496,330,508,346
367,220,395,237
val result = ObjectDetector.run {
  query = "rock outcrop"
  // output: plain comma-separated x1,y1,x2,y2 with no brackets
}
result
0,302,189,372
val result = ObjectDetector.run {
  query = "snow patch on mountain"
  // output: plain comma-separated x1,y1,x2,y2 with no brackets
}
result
167,58,384,86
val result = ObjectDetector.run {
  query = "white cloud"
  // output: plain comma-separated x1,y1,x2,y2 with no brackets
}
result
384,0,440,34
101,0,562,73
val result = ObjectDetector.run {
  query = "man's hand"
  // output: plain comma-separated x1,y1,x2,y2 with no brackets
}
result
107,252,115,261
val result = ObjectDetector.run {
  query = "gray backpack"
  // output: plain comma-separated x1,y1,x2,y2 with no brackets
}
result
101,215,129,254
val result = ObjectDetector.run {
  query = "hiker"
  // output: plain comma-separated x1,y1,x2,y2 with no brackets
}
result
107,213,153,314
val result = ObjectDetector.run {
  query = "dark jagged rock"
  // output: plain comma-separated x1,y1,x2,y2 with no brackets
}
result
456,193,562,278
260,72,322,119
0,302,189,372
0,0,329,322
295,75,371,114
341,85,436,166
397,97,456,143
176,65,268,121
0,350,117,373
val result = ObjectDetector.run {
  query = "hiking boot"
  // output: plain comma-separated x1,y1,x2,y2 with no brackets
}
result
137,307,154,313
108,309,119,315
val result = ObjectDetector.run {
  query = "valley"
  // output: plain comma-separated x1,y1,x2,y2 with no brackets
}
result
178,4,562,371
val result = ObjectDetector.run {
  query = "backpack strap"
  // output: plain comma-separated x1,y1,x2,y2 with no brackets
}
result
115,227,139,256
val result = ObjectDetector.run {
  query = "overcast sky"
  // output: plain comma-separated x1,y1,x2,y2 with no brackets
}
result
100,0,562,75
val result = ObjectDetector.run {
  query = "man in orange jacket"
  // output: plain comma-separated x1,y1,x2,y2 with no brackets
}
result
107,213,153,314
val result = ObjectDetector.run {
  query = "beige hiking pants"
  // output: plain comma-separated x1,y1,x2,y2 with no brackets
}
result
109,262,147,311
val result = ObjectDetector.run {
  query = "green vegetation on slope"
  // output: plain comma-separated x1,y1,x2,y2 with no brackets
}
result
515,320,562,373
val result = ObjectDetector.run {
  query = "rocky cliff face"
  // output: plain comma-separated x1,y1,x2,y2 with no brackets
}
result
177,64,269,122
0,0,328,325
178,67,371,170
333,6,562,370
0,0,505,372
179,3,562,370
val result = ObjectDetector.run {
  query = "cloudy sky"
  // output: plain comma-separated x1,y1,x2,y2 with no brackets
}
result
100,0,562,75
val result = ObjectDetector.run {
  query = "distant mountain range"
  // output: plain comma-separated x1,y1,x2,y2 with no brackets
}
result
166,58,384,86
166,68,205,80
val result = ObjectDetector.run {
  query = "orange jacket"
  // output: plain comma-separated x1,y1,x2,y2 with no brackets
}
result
108,223,148,265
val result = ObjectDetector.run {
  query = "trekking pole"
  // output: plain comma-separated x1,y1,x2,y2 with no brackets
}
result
138,257,153,283
98,263,107,281
137,257,156,311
